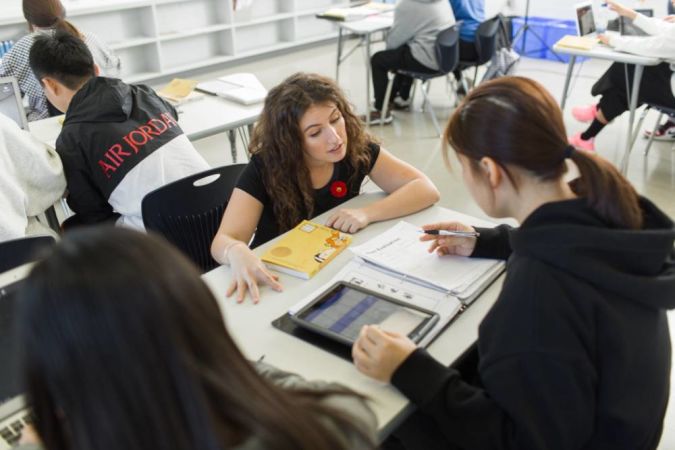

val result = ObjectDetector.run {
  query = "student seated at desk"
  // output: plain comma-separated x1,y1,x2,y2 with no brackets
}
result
15,227,377,450
0,113,65,242
353,77,675,450
366,0,455,124
28,32,209,230
211,73,440,303
570,0,675,151
0,0,120,121
448,0,485,90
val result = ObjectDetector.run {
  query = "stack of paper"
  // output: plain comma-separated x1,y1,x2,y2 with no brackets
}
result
157,78,205,106
317,2,395,22
196,73,267,106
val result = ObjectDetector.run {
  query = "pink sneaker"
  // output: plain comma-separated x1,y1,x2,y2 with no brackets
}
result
572,104,598,123
569,132,595,152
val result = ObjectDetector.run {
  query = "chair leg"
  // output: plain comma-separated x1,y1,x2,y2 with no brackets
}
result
472,66,479,88
409,79,419,110
381,72,395,127
644,111,663,157
420,80,442,137
628,105,649,157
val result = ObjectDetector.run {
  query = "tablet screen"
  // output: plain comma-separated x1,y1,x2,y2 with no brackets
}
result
295,283,435,344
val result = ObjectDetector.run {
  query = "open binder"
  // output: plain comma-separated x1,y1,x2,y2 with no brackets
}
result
273,215,506,355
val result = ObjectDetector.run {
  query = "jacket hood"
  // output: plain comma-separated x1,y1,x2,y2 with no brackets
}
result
65,77,133,124
511,197,675,310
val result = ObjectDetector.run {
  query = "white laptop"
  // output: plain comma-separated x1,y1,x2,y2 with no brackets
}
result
0,264,32,449
0,77,28,131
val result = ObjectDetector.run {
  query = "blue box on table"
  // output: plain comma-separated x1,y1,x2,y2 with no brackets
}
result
511,17,587,63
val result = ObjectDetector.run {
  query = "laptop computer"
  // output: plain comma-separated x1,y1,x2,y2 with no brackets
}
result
0,265,32,450
575,2,597,37
620,8,654,36
0,77,28,131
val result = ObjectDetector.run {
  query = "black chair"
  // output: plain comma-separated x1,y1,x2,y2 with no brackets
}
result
0,235,56,274
142,164,247,273
633,104,675,157
456,16,501,92
381,24,460,136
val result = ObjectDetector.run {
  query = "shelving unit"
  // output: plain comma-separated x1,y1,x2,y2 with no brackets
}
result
0,0,351,84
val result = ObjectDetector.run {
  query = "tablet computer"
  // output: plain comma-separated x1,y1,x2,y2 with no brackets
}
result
291,282,440,346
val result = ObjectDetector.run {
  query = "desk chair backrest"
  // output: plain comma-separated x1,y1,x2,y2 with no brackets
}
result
474,16,501,66
435,24,461,74
142,164,247,274
0,235,55,273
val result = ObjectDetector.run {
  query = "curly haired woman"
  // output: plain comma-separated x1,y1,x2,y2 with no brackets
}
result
211,73,440,303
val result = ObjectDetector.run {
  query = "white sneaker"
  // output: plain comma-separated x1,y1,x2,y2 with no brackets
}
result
644,119,675,141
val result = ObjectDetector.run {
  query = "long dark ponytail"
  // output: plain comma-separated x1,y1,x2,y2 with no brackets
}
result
445,76,643,229
23,0,80,38
18,227,374,450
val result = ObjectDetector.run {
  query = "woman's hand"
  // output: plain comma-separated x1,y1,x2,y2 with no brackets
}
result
352,325,417,382
20,425,40,445
664,15,675,23
598,34,612,45
420,222,478,257
325,208,370,233
226,243,283,304
605,1,637,20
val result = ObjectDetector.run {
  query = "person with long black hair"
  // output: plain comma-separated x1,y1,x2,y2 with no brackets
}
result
353,76,675,450
15,227,377,450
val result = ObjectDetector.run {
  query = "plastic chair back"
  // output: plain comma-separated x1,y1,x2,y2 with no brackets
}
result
142,164,246,273
474,17,501,66
435,24,461,74
0,235,55,273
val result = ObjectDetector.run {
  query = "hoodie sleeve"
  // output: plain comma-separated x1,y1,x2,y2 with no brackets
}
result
56,130,117,225
471,224,513,260
391,269,597,450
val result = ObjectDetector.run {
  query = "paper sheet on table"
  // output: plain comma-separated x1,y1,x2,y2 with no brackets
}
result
349,221,502,297
289,258,462,347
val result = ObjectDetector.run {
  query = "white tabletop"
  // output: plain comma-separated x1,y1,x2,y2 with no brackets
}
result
338,13,394,34
202,193,503,437
553,40,662,66
28,94,262,147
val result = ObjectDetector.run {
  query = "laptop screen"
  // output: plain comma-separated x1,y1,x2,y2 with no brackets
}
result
620,9,654,36
0,78,29,130
575,3,596,37
0,279,23,409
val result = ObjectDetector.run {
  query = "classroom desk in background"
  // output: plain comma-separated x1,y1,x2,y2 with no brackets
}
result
202,192,503,438
326,14,394,126
28,94,262,164
554,40,662,175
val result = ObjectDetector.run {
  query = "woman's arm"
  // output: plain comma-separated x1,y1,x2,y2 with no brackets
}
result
325,148,440,233
211,188,282,303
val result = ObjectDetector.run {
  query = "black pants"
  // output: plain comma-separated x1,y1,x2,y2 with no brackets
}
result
593,62,675,122
371,45,436,111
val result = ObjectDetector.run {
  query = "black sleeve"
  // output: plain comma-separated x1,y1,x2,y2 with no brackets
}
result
56,133,117,225
471,224,513,260
367,142,381,172
235,156,269,206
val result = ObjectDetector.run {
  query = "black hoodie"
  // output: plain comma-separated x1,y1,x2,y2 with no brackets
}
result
392,197,675,450
56,77,208,228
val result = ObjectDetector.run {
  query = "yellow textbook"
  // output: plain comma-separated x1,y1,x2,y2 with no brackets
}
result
262,221,351,280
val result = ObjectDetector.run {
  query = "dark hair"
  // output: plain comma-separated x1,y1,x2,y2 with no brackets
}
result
23,0,80,37
29,31,95,90
445,76,643,229
18,227,373,450
250,72,375,232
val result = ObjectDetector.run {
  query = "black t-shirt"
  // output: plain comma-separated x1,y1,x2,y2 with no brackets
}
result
236,143,381,248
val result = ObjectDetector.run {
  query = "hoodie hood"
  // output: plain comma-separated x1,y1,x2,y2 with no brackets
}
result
65,77,133,124
510,197,675,311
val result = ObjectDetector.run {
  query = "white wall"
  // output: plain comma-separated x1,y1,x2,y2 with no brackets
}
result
502,0,668,20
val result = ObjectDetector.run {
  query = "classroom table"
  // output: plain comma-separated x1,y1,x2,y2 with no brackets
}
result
554,40,662,175
202,192,503,439
28,94,262,164
331,14,394,126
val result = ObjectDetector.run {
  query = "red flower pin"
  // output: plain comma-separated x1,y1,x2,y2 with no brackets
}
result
330,181,348,198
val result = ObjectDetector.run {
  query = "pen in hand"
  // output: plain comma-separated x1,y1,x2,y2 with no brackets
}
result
418,229,480,238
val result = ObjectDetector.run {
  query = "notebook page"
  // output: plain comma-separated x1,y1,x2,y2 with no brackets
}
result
350,221,501,295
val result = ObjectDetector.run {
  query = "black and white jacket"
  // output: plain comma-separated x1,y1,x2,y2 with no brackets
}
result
56,77,209,230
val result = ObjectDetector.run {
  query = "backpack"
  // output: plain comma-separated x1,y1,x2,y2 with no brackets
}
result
481,16,521,83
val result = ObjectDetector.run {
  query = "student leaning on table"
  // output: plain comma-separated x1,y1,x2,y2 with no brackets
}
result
14,227,377,450
0,0,120,121
570,0,675,151
353,77,675,450
211,73,440,303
